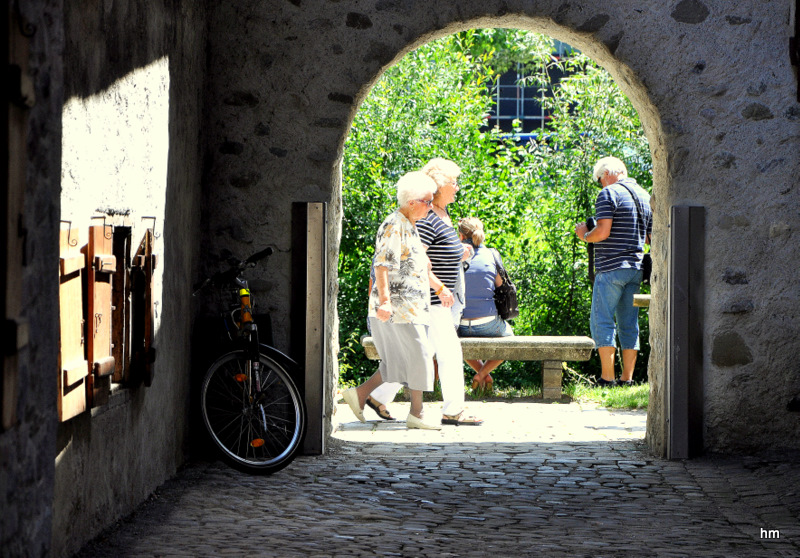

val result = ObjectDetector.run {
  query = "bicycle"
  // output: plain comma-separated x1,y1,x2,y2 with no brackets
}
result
193,247,306,474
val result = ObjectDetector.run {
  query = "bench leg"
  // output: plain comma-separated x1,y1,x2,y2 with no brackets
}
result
542,361,563,399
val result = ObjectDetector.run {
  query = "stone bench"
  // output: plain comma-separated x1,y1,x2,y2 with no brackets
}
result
361,335,595,399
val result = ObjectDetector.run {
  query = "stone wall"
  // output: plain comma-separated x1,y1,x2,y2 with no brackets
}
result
202,0,799,455
3,1,799,556
0,1,207,556
51,3,207,556
0,2,63,556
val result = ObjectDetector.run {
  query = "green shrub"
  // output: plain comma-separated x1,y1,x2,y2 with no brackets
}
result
339,30,652,388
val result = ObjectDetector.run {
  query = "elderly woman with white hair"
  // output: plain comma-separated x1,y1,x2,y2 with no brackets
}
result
342,171,444,430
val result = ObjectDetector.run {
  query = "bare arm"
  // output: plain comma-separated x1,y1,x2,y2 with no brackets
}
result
374,266,392,322
575,218,613,243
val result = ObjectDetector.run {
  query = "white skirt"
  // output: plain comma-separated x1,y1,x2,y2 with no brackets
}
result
369,318,434,391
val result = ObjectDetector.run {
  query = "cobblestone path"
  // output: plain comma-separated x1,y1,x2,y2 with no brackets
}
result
76,401,800,557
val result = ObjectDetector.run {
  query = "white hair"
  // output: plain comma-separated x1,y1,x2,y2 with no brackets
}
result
421,157,461,190
396,171,436,208
592,156,628,182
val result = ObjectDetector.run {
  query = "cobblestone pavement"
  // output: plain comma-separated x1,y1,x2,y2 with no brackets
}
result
76,400,800,557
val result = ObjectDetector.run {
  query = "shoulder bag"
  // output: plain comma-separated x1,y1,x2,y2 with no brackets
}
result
618,183,652,285
489,248,519,320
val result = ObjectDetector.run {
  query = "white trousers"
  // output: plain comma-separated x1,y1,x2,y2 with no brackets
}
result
370,306,465,416
370,381,402,406
428,305,465,416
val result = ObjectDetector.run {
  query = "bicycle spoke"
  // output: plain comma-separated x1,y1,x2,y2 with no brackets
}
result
202,351,304,472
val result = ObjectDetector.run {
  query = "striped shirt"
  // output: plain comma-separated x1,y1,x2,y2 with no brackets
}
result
416,210,464,306
594,177,652,273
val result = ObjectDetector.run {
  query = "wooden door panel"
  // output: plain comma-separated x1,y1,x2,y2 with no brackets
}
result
58,227,87,421
112,227,132,383
87,225,116,378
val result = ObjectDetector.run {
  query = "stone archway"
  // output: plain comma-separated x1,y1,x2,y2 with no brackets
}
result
201,1,800,457
326,18,670,453
9,2,797,555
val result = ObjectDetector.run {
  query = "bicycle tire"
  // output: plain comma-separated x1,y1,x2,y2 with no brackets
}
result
201,349,306,474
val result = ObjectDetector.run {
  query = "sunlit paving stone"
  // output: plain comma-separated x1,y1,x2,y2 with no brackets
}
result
334,399,647,444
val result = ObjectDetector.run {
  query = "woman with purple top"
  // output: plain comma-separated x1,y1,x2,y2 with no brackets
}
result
456,217,514,392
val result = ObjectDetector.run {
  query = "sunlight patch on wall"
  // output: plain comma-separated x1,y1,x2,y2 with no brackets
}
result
61,56,170,227
60,55,170,341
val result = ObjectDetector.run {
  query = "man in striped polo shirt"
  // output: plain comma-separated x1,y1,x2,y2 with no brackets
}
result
575,157,652,387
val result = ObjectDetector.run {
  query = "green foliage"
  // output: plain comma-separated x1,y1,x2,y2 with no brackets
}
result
567,382,650,410
339,29,652,388
459,28,568,76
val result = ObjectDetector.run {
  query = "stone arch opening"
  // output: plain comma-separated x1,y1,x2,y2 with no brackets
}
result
329,15,669,453
201,1,799,459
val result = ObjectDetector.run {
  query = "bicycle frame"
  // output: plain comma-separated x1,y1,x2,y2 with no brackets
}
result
195,247,305,473
211,263,299,389
229,276,271,446
232,276,259,354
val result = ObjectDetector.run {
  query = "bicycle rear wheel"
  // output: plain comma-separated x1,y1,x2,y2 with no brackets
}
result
201,350,306,474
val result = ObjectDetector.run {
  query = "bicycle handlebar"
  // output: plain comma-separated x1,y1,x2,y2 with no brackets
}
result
192,247,273,295
246,246,273,264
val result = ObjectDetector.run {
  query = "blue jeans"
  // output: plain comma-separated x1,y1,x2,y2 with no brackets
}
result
457,316,514,338
590,268,642,350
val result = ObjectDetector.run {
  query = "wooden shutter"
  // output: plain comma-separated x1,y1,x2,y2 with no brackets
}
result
130,228,156,386
86,224,116,406
58,227,87,421
112,227,132,383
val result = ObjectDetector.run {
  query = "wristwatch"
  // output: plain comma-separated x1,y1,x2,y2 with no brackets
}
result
584,231,590,242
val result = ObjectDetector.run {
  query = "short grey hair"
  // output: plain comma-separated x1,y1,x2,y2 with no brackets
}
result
421,157,461,191
396,171,436,208
592,156,628,182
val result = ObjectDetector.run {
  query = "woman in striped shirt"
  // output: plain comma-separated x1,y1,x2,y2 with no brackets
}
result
417,158,483,426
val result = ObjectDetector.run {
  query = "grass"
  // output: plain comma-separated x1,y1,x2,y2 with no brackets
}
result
562,366,649,409
463,381,649,410
568,382,649,410
463,366,650,410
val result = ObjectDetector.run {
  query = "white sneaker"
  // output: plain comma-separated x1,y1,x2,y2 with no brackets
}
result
406,413,441,430
342,388,365,423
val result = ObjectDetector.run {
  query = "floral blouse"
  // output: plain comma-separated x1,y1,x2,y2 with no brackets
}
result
368,210,430,325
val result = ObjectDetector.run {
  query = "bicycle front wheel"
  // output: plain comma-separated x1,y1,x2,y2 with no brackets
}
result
201,350,306,474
